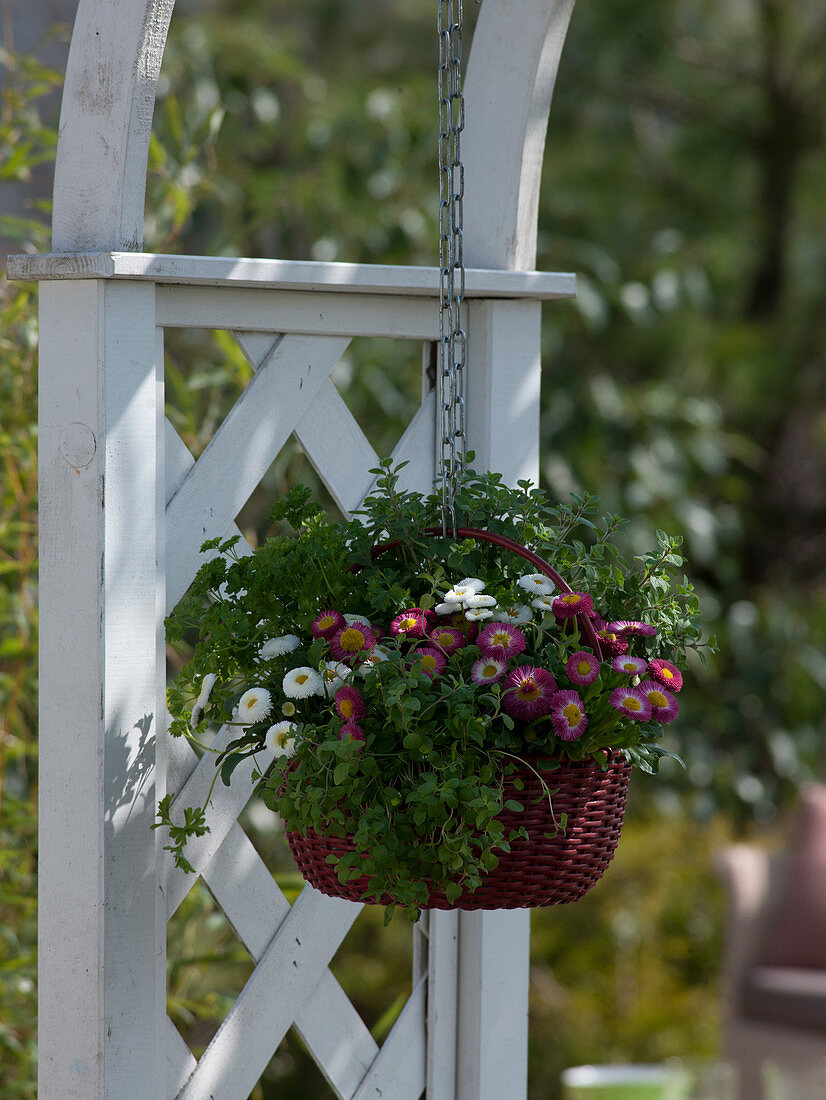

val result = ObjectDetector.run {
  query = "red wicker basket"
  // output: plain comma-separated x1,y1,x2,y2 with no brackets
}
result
285,527,631,909
287,752,630,908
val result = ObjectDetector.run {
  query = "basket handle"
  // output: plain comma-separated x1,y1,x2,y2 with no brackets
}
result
369,525,603,660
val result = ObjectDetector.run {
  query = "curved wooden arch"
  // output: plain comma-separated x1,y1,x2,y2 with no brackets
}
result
52,0,574,260
463,0,576,269
52,0,175,250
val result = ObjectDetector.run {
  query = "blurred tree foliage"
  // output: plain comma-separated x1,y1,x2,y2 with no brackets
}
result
2,0,826,1097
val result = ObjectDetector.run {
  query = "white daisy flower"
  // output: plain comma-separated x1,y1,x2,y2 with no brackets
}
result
322,660,351,697
196,672,218,708
531,595,556,612
463,593,497,608
357,644,389,674
435,600,463,615
265,721,297,758
237,687,273,724
283,667,325,698
518,573,556,595
190,672,218,728
444,578,485,603
498,604,533,625
258,635,300,660
465,608,494,621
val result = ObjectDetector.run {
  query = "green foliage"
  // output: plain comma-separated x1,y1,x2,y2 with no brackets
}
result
163,462,705,917
0,32,64,1099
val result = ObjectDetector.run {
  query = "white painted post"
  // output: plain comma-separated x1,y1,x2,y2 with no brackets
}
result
453,299,538,1100
38,279,164,1099
448,3,577,1096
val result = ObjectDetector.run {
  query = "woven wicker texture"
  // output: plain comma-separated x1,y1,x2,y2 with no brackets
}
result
286,753,631,909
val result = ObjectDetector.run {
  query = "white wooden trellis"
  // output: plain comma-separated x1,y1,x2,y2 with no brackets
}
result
10,1,578,1097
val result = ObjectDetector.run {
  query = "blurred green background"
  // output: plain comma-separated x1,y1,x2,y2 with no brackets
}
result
2,0,826,1096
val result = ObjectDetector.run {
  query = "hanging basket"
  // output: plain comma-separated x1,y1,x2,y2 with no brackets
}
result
285,527,632,909
286,750,630,909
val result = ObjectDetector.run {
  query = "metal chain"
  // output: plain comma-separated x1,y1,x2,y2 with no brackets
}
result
437,0,468,533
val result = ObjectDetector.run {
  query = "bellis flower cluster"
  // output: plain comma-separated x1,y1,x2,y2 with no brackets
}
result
160,460,708,912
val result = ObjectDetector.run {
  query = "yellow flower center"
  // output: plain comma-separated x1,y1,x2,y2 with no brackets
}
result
282,702,295,716
296,674,308,685
483,664,499,678
340,699,354,718
563,703,582,725
576,661,591,676
421,655,437,672
661,668,674,680
622,662,636,671
319,615,335,629
517,680,541,702
401,616,417,630
244,695,260,710
277,732,289,748
648,690,667,708
340,627,366,653
492,632,510,648
625,697,641,712
562,593,580,605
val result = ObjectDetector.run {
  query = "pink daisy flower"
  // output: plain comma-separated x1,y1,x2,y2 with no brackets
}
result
429,626,466,655
609,686,653,722
338,721,365,747
594,617,629,658
334,685,365,722
550,689,588,741
442,611,479,644
552,592,594,619
330,621,376,663
470,656,506,684
502,666,558,721
312,609,345,639
611,655,648,676
647,658,683,692
638,680,680,724
477,622,527,661
390,608,427,639
566,651,600,686
608,619,657,638
413,647,447,680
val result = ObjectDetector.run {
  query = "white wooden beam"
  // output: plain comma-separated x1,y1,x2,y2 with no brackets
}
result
465,300,543,488
8,252,576,300
425,911,459,1100
203,824,378,1100
164,333,349,610
351,976,427,1100
176,888,361,1100
294,379,380,517
166,1020,197,1100
455,910,531,1100
157,286,441,340
38,279,165,1098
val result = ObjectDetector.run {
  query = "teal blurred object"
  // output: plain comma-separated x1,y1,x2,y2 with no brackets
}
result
560,1065,693,1099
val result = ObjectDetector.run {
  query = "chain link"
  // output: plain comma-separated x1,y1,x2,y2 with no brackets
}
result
437,0,467,533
